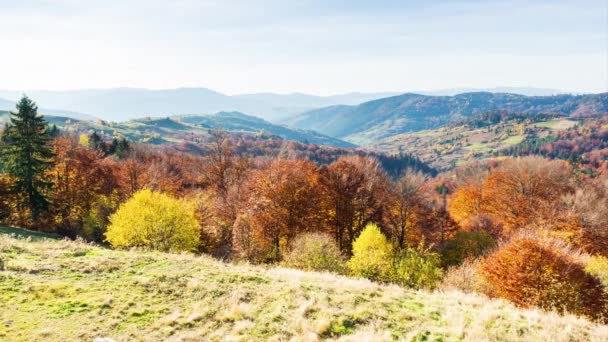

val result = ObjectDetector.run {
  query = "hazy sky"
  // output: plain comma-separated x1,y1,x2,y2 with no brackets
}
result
0,0,606,95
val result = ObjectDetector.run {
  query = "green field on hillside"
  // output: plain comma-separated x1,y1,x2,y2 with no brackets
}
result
1,228,606,341
370,117,578,170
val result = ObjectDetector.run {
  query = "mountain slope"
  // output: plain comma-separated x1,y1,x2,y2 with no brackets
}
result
370,111,579,170
1,229,606,341
286,92,608,145
236,91,400,116
177,111,356,147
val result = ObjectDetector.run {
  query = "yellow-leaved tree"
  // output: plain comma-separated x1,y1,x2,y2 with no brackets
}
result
106,189,200,252
348,223,393,281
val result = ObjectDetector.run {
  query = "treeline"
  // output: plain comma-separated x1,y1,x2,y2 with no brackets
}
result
3,97,608,323
174,133,436,176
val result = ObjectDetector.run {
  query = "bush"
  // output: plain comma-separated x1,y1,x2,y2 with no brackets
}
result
348,223,393,281
0,257,4,271
283,232,346,273
106,189,200,252
82,193,120,243
390,243,443,290
439,258,487,294
480,238,608,322
441,231,496,267
586,256,608,288
231,214,276,263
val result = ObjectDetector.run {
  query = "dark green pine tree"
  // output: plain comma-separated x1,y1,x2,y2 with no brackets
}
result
108,137,119,155
115,138,130,159
46,124,60,137
0,96,54,219
88,131,106,154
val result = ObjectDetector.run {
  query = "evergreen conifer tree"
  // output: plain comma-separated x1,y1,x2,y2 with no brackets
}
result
0,96,54,219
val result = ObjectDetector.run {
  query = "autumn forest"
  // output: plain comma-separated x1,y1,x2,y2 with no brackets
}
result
2,93,608,335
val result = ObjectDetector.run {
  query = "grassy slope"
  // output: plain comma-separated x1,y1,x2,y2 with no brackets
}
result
1,229,607,341
369,118,577,170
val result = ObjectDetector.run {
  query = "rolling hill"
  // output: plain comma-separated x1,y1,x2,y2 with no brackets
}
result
4,111,355,148
1,227,607,341
177,111,354,147
286,92,608,145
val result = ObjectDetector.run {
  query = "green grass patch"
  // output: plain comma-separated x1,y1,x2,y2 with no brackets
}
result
503,135,525,145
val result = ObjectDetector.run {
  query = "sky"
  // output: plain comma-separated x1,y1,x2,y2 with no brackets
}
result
0,0,606,95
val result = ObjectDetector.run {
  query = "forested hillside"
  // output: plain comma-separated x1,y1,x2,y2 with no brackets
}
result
497,115,608,173
286,92,608,144
370,111,579,169
370,111,608,173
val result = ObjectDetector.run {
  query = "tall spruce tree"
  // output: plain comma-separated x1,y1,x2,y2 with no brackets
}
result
0,96,54,219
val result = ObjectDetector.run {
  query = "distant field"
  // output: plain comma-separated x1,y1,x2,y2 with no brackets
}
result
369,117,579,170
503,135,525,145
1,228,607,341
532,119,577,130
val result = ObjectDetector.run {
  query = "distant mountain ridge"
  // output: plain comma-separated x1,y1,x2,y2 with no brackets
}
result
417,87,567,97
285,92,608,145
0,96,96,121
0,88,399,123
0,87,574,123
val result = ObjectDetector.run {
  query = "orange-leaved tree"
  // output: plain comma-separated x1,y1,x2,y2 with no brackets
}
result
480,237,608,322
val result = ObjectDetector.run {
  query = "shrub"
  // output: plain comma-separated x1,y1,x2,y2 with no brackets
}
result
441,231,496,267
439,258,487,294
106,189,200,252
231,214,276,263
82,193,120,243
348,223,393,282
480,238,608,322
390,243,443,290
586,256,608,288
0,257,4,271
283,232,346,273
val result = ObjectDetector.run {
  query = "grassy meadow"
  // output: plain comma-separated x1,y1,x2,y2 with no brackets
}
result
1,227,607,341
